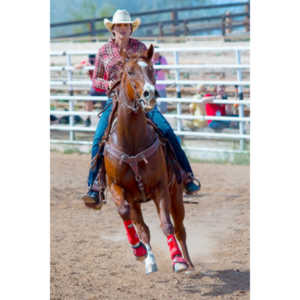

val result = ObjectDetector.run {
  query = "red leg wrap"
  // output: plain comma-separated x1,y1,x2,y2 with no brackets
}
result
132,242,147,258
167,234,182,260
123,220,140,247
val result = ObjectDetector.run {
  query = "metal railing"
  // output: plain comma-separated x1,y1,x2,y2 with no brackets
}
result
50,46,250,155
50,1,250,39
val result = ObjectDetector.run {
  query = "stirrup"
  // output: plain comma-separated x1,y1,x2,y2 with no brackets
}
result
185,173,201,194
187,173,201,187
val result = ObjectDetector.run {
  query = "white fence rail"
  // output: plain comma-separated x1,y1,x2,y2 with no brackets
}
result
50,46,250,156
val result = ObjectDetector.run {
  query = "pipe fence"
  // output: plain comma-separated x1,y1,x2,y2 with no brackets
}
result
50,46,250,156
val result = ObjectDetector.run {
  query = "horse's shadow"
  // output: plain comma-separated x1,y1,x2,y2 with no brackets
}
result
180,268,250,296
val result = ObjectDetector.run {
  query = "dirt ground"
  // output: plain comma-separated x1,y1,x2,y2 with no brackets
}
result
51,152,249,300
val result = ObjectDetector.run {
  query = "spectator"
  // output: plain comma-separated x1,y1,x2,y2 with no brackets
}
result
203,85,238,131
152,47,169,113
187,84,208,129
75,54,107,127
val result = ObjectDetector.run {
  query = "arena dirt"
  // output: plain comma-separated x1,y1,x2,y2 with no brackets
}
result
51,152,249,300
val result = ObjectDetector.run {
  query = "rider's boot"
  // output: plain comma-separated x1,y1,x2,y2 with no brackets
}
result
82,177,105,210
184,172,201,195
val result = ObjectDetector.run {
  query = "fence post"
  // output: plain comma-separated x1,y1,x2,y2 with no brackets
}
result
236,49,245,151
244,2,250,32
222,15,226,36
88,21,96,42
184,20,190,36
174,50,182,139
225,11,232,35
170,10,178,36
159,23,164,36
66,54,75,142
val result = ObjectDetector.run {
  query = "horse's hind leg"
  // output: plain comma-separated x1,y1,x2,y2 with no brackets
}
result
131,202,158,274
170,186,194,269
110,183,147,261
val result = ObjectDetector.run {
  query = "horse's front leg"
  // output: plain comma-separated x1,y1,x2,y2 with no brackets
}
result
110,183,147,261
154,186,188,273
131,202,158,274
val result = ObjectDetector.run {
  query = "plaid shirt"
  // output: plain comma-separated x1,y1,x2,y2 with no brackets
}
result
92,38,147,93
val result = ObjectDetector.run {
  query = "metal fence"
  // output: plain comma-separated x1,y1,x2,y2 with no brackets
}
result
50,46,250,156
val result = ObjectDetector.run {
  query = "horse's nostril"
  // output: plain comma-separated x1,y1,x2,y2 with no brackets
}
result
143,91,150,98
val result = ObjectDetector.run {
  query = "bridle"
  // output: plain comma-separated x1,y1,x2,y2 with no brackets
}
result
111,58,155,113
119,97,141,113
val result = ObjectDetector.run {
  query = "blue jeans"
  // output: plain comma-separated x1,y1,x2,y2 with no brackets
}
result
88,98,193,186
157,89,168,113
209,120,230,130
208,114,239,130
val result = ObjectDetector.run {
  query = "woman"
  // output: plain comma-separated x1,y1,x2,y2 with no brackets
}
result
188,84,208,129
82,9,200,204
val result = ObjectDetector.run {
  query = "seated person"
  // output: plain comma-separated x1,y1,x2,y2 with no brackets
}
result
202,85,238,131
187,84,208,129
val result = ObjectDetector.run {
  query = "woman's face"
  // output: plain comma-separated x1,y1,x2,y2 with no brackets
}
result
113,23,132,41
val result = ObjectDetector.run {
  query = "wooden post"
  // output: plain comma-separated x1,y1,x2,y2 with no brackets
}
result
184,20,190,36
170,10,178,36
88,21,96,42
222,15,226,36
225,11,232,35
244,2,250,32
159,23,164,36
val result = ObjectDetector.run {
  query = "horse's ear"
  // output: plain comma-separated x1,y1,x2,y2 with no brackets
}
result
147,44,154,61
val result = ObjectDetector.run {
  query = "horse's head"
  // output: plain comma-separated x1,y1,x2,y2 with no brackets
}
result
120,44,156,112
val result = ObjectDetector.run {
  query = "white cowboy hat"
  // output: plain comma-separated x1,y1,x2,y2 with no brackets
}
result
104,9,141,33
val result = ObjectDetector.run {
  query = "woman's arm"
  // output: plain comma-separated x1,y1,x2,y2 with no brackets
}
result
92,48,110,92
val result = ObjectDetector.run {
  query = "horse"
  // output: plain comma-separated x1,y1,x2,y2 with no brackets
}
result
101,44,194,274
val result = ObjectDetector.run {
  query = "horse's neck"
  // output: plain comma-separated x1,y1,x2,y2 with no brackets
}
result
116,105,154,155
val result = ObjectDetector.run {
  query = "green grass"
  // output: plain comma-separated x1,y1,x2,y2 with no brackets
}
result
189,152,250,166
63,148,84,155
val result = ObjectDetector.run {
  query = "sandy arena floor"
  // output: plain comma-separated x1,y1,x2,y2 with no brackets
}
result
51,152,249,300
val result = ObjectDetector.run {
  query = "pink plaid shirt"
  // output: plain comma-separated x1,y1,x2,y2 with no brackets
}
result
92,38,147,93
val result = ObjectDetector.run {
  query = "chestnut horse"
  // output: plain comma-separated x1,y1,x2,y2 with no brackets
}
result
102,44,194,273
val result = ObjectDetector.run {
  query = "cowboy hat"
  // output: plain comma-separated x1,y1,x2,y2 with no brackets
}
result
104,9,141,33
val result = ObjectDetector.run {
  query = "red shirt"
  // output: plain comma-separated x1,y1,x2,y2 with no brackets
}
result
92,38,147,93
204,93,226,124
78,59,106,93
88,70,106,93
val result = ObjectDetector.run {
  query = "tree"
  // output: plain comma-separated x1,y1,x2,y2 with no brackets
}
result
69,0,115,37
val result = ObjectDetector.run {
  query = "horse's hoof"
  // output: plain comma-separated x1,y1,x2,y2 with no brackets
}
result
172,256,188,273
145,263,158,274
145,252,158,274
173,262,188,273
